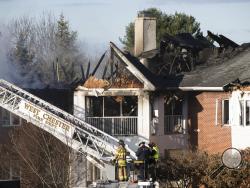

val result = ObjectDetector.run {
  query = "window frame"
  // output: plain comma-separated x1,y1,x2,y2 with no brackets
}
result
222,99,230,126
0,108,21,127
240,99,250,127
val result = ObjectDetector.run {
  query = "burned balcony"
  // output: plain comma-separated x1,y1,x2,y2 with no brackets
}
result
164,96,184,134
164,115,184,134
85,96,138,136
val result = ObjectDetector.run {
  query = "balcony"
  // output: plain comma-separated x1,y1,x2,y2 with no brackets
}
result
86,116,137,136
164,115,184,134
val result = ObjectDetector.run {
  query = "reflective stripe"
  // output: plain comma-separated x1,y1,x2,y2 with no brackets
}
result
153,146,159,160
118,160,126,166
134,160,144,164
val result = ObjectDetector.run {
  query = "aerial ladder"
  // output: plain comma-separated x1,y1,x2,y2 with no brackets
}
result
0,79,137,173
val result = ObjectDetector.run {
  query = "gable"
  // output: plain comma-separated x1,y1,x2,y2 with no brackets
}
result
110,42,156,90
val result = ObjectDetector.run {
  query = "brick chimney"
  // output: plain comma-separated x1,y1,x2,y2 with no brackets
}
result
134,14,156,58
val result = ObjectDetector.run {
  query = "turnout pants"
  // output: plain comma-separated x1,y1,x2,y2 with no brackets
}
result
118,166,127,181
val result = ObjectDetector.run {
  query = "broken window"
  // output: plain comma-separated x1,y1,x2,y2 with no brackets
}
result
164,97,183,134
86,97,103,117
104,97,120,116
85,96,138,135
86,96,138,117
164,99,183,115
122,96,138,116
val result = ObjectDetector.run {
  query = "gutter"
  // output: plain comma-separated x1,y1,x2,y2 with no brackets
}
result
177,87,224,91
156,87,224,91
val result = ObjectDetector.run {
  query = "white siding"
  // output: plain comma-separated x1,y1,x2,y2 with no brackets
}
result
230,90,250,149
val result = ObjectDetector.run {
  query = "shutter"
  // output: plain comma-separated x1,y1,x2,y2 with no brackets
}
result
215,99,218,126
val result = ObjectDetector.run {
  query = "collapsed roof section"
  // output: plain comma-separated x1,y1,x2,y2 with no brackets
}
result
109,42,155,90
75,43,156,92
75,31,250,93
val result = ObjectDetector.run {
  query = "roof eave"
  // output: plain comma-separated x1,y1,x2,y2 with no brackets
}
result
173,86,224,91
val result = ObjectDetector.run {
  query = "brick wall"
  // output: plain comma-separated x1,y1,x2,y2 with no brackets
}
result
188,91,232,154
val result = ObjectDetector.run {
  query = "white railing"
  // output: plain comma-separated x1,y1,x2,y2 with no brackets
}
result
164,115,184,134
86,116,138,136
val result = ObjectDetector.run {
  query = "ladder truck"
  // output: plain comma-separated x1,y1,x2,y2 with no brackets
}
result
0,79,137,180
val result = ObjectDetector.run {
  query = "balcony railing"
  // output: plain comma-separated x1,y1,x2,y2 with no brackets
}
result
164,115,184,134
86,116,138,136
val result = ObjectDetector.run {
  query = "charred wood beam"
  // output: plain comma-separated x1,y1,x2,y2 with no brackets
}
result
163,33,209,51
60,63,69,81
219,35,239,48
110,49,114,84
70,77,81,89
102,59,110,79
80,64,85,81
107,70,118,80
52,61,56,82
207,30,224,47
85,61,90,79
208,30,239,49
91,51,106,76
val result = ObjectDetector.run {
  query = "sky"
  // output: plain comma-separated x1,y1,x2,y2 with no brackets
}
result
0,0,250,55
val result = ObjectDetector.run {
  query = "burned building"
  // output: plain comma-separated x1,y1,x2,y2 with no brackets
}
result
74,14,250,161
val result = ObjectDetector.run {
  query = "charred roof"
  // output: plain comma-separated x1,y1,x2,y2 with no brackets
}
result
112,31,250,90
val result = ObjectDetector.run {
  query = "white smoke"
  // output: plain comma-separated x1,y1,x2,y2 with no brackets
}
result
0,25,20,83
0,23,45,88
0,14,91,89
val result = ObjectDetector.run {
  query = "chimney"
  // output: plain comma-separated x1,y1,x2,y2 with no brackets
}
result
134,14,156,58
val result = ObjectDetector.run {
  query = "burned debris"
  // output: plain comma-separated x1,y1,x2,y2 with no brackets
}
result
207,30,239,49
71,26,249,93
142,30,245,77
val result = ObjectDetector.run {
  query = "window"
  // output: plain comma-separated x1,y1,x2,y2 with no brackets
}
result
222,99,229,125
85,96,138,117
0,108,21,127
239,100,250,126
0,108,10,126
164,99,183,115
246,100,250,126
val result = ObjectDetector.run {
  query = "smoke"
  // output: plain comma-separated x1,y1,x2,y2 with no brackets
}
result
0,25,20,84
0,14,96,89
0,22,45,88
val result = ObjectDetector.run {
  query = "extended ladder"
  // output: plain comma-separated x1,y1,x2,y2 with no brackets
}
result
0,79,136,168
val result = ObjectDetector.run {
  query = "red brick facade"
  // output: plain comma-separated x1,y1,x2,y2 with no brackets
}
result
188,91,232,154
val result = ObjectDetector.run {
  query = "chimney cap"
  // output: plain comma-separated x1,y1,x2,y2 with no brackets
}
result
137,13,156,20
137,12,150,18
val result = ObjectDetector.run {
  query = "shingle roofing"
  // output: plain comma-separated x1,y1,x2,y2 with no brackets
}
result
111,41,250,90
176,48,250,87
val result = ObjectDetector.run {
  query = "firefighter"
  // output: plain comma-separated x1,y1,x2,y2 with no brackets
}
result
114,139,128,181
136,141,151,181
148,142,159,163
148,141,160,180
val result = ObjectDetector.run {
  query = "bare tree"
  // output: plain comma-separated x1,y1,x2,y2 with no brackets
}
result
7,122,77,188
5,13,87,87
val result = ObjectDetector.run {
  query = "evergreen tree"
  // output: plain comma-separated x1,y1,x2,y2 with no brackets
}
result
54,14,80,84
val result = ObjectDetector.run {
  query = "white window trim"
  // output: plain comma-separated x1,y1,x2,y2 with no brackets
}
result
240,99,250,127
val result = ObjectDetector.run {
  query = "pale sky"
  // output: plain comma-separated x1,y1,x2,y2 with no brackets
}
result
0,0,250,55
